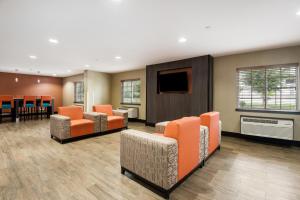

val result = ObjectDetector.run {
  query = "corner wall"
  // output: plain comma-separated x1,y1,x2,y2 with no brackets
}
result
84,70,111,112
214,45,300,141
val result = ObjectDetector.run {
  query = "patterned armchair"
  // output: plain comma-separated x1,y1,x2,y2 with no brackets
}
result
50,106,101,143
92,104,128,132
120,117,203,198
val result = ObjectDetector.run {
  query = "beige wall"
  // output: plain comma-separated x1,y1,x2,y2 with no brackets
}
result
62,74,84,106
214,45,300,141
84,70,111,112
111,69,146,120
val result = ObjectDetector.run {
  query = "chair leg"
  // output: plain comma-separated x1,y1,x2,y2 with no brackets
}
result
121,167,125,175
0,108,2,124
23,108,25,121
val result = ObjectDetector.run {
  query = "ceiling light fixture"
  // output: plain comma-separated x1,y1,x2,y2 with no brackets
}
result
29,55,37,60
297,11,300,16
85,64,90,68
48,38,59,44
15,69,19,83
53,73,57,76
178,37,187,43
37,71,41,83
112,0,122,3
67,69,72,73
115,56,122,60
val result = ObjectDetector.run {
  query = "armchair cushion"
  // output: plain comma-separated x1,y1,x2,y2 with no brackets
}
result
70,119,94,137
58,106,83,120
107,116,124,130
93,105,113,116
164,117,200,180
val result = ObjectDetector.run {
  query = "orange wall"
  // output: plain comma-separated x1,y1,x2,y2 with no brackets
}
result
0,72,63,112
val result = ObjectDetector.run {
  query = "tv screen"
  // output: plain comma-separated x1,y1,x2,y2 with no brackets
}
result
158,72,188,93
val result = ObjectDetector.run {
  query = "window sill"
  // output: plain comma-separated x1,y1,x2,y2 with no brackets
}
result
235,108,300,115
121,103,141,106
74,102,84,104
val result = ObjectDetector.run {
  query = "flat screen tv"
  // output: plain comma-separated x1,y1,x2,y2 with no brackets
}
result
158,71,188,93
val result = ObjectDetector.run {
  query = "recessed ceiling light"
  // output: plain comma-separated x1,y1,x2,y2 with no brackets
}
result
115,56,122,60
29,55,37,60
67,69,72,73
48,38,59,44
297,11,300,16
85,64,90,68
178,37,187,43
52,73,57,76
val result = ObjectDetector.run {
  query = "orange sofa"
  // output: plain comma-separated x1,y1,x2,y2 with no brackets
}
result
93,105,128,132
50,106,102,143
120,116,206,198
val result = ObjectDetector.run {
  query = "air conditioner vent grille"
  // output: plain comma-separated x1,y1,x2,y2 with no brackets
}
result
241,116,293,140
243,118,278,124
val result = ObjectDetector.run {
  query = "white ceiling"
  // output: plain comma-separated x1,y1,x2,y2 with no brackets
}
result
0,0,300,77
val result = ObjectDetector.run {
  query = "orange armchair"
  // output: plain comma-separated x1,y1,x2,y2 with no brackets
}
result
50,106,101,143
93,104,128,132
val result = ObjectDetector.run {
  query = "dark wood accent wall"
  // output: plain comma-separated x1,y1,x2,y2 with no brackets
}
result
146,55,213,125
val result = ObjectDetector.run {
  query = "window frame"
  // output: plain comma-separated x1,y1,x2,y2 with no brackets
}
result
74,81,84,104
236,63,300,114
121,79,141,105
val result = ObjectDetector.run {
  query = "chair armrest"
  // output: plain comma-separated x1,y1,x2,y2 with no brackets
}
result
113,109,128,127
219,120,222,145
200,126,209,160
50,115,71,140
97,112,108,132
155,121,169,134
84,112,101,132
120,129,178,190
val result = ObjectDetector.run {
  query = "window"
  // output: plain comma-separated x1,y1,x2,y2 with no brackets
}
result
121,79,141,104
237,64,299,111
74,82,84,103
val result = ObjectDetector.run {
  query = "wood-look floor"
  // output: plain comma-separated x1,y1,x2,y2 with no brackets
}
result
0,120,300,200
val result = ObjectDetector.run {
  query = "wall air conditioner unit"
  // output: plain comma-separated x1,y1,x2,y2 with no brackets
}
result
118,107,139,119
241,116,293,140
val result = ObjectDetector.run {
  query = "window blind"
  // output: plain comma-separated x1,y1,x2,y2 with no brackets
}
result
74,82,84,103
237,64,298,111
121,79,141,104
